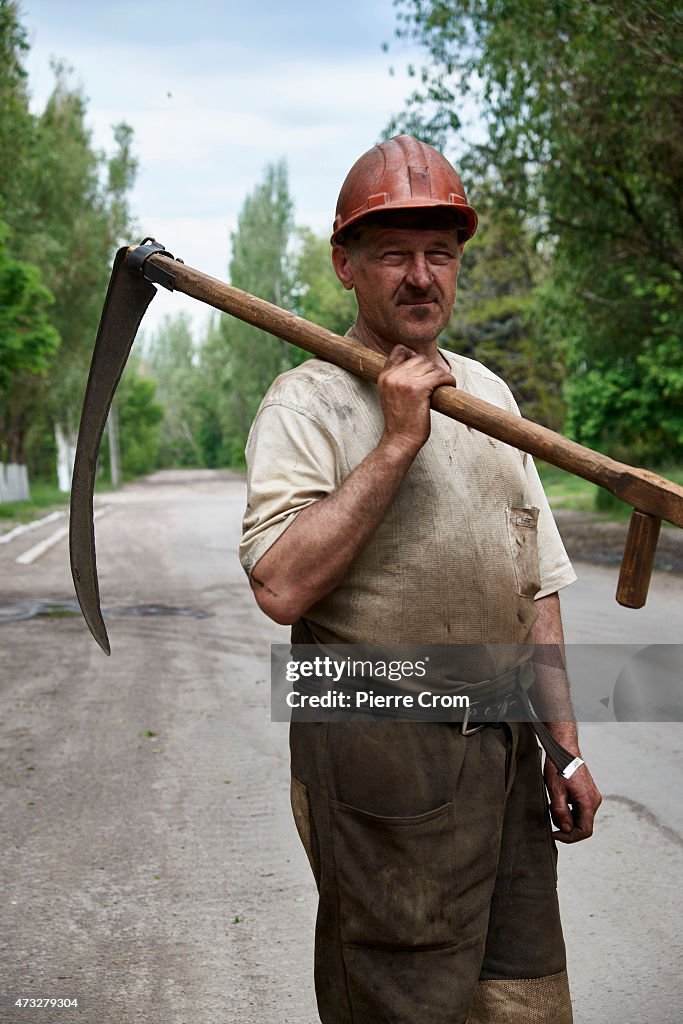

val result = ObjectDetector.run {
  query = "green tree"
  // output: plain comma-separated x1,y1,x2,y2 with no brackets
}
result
388,0,683,461
145,312,203,467
117,365,163,478
194,315,230,467
0,223,59,388
3,58,137,481
143,224,356,471
29,63,138,466
0,5,139,490
445,178,565,429
0,221,60,464
100,358,163,478
293,228,357,339
0,0,34,229
217,160,301,465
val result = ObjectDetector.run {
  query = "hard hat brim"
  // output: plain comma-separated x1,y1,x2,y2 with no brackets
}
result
331,198,478,246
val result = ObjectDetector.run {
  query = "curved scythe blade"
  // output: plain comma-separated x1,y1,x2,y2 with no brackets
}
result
69,247,157,654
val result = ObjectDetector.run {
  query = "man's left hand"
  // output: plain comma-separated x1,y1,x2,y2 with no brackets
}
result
544,758,602,844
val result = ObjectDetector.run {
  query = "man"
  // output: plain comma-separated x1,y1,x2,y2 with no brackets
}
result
240,135,601,1023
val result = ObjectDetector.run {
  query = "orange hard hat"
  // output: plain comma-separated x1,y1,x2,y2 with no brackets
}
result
331,134,477,245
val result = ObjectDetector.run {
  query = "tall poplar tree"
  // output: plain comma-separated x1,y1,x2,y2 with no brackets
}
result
146,313,204,467
216,161,301,464
29,63,138,486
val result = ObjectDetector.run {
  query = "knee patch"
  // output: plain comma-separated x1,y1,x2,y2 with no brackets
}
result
468,970,573,1024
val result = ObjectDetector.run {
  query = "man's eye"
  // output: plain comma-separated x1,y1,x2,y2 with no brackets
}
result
381,252,405,263
429,251,454,264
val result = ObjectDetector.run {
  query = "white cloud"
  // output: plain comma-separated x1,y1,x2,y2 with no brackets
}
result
22,1,484,343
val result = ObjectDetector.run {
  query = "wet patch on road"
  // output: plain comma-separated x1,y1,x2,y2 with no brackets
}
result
0,599,213,624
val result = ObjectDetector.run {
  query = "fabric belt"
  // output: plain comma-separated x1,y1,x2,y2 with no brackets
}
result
447,665,578,774
291,635,577,775
459,683,578,775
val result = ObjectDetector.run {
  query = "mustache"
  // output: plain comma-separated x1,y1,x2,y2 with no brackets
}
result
396,289,439,303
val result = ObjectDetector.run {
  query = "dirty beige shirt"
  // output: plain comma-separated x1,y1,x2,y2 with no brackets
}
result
240,350,576,647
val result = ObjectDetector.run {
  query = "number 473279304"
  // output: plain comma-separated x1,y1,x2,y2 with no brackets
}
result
14,998,79,1008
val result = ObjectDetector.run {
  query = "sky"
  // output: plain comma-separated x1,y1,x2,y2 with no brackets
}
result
19,0,480,339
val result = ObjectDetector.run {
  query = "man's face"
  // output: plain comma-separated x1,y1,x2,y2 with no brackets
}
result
332,218,464,352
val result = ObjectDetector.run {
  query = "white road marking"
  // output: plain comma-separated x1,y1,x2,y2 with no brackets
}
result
15,507,112,565
0,509,65,544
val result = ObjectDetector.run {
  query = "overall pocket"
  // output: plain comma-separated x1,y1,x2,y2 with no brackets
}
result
506,506,541,598
330,799,457,949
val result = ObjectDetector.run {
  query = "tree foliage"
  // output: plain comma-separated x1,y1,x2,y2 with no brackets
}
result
116,363,163,478
27,62,138,437
0,222,59,389
388,0,683,461
215,161,302,465
0,3,139,486
445,176,565,429
0,0,33,228
0,220,60,463
293,228,357,338
145,313,204,467
99,358,163,479
140,188,360,470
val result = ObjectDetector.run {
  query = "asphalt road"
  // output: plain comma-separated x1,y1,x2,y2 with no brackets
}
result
1,470,681,1024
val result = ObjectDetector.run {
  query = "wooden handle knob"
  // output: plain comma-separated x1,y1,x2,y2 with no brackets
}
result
616,511,662,608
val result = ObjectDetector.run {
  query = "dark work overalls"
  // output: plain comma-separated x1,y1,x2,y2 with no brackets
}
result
290,716,572,1024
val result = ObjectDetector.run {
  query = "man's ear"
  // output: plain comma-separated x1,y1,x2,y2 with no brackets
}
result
332,244,355,291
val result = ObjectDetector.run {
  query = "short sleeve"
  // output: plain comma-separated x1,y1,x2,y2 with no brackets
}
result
239,403,343,577
523,453,577,598
492,380,577,599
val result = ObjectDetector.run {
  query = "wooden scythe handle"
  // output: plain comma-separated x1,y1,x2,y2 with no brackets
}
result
141,250,683,609
616,511,662,609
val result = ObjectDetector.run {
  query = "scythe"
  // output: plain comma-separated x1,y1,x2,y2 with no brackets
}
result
69,239,683,654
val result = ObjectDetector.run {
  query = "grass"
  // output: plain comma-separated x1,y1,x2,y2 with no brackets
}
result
0,482,68,524
536,463,599,513
537,461,683,523
3,464,681,529
0,479,115,525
